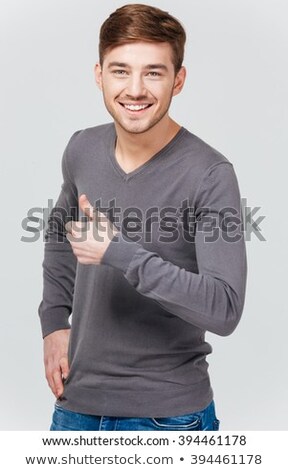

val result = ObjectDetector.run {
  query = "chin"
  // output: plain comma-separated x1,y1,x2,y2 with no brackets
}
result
116,121,151,135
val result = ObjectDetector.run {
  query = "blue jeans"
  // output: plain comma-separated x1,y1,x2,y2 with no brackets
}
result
50,400,219,431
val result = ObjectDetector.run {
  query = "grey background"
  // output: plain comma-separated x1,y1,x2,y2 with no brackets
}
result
1,0,287,430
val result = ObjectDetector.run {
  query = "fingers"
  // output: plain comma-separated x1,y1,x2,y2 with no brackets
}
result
65,221,88,240
44,329,70,399
51,366,65,398
45,358,66,398
59,355,70,380
66,194,115,238
47,356,69,398
65,220,73,234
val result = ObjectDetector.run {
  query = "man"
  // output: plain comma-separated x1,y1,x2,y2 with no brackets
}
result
39,4,247,431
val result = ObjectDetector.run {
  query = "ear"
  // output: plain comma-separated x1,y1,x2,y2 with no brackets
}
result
94,63,103,90
172,66,186,97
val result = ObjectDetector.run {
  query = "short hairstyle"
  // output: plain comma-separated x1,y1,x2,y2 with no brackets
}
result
99,4,186,73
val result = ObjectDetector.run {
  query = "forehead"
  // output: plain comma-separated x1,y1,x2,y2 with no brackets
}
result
102,41,174,68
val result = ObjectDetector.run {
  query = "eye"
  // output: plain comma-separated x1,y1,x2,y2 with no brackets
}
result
147,71,161,77
112,69,128,76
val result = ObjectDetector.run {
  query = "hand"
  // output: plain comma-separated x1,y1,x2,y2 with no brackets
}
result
65,194,118,265
44,329,70,398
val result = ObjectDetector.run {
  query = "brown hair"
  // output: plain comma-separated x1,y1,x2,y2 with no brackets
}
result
99,4,186,73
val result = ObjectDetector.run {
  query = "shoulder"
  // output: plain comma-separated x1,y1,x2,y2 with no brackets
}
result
177,128,240,205
66,122,115,152
62,122,115,171
180,127,231,171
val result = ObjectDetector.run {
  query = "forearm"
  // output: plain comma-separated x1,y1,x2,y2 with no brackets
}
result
101,232,247,336
39,241,77,338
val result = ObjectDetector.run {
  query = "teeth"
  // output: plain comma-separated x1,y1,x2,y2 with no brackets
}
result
124,104,150,111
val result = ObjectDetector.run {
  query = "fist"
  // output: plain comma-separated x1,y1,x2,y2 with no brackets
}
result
65,194,118,265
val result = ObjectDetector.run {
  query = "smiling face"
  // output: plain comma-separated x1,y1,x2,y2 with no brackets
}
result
94,42,186,135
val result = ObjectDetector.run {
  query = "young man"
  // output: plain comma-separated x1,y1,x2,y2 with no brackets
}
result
39,4,247,431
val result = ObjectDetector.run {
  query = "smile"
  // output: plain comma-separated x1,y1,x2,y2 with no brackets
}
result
119,103,153,112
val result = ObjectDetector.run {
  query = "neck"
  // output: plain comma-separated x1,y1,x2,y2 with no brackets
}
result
114,117,181,164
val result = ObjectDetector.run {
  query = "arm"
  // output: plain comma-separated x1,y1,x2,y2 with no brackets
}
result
101,162,247,336
38,133,79,396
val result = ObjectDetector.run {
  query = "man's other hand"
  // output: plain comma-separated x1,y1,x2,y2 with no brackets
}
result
44,329,70,398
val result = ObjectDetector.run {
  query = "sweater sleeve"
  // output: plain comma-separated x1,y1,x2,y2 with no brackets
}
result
101,162,247,336
38,133,80,338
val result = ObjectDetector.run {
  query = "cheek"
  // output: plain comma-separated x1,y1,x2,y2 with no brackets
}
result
153,84,174,102
102,78,125,95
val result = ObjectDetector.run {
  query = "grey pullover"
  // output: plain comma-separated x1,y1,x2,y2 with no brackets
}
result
39,123,247,417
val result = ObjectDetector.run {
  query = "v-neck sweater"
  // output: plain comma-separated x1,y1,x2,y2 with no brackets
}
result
39,122,247,417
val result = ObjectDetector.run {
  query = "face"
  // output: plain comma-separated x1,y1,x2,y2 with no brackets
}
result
94,42,186,135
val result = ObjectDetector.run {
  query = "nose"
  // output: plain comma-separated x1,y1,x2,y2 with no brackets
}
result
125,73,146,99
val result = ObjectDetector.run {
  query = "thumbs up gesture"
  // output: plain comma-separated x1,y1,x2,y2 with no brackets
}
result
65,194,118,265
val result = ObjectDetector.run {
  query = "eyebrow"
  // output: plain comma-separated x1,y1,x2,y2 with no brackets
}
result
107,62,168,71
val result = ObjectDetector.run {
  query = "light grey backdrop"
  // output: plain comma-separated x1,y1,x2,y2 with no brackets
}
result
1,0,287,430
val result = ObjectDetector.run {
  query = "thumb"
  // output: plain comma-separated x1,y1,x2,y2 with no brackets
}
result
79,194,95,220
